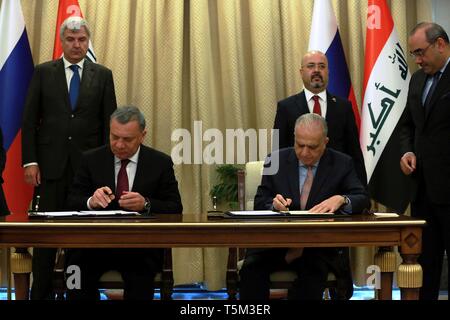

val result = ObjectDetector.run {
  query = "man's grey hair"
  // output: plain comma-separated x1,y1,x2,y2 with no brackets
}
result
60,16,91,40
294,113,328,137
111,106,146,131
410,22,449,44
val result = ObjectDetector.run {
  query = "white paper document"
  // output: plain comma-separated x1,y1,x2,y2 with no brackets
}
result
373,212,399,218
227,210,283,216
29,210,140,217
227,210,334,216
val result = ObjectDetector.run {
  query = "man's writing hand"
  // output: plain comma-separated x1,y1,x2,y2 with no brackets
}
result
89,186,115,209
273,194,292,211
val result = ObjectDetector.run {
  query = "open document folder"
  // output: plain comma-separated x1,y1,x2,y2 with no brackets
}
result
224,210,335,219
28,210,142,218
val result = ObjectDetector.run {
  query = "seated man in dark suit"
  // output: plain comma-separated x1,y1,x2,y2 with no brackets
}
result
239,113,370,300
65,106,183,300
0,129,10,216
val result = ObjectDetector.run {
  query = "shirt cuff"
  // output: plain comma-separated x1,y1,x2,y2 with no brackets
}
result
23,162,38,167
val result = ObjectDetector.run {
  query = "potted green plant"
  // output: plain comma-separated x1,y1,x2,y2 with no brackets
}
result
210,164,242,210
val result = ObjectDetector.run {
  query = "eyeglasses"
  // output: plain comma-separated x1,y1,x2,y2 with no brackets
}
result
409,41,435,58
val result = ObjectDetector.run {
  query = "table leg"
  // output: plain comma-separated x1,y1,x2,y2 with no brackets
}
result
397,227,422,300
10,247,32,300
397,254,422,300
374,247,396,300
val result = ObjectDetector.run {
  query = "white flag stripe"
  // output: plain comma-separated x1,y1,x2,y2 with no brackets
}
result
360,29,410,181
0,0,25,70
86,40,97,62
308,0,337,52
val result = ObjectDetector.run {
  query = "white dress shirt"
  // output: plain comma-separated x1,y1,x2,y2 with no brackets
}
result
304,89,327,117
87,147,141,209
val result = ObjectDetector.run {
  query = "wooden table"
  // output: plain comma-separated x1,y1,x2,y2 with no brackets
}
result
0,213,425,300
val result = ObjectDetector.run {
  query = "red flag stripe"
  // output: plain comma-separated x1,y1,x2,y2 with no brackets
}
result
53,0,85,60
362,0,394,97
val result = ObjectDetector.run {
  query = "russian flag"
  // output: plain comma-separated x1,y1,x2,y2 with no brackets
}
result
308,0,361,131
0,0,34,216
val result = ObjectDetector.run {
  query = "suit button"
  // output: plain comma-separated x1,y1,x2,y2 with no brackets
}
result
71,114,75,118
68,136,72,140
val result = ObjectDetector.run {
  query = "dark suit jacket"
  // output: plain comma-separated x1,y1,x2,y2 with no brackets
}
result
254,147,370,213
0,129,9,215
249,147,370,298
22,58,117,180
67,144,183,214
65,145,182,296
274,90,367,185
399,64,450,204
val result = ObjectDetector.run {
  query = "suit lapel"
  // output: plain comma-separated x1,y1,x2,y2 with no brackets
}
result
296,91,310,115
286,149,300,208
78,59,95,109
307,149,332,208
325,91,337,120
132,146,147,192
103,148,116,194
425,64,450,120
55,59,72,112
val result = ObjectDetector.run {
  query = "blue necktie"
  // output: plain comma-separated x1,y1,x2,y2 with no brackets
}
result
69,64,80,110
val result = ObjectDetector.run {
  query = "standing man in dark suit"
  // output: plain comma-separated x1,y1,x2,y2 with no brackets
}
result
22,16,117,299
0,128,9,216
239,113,370,300
399,22,450,300
65,106,182,300
273,51,366,185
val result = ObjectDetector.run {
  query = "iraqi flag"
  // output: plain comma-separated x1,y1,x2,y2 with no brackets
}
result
360,0,411,213
53,0,96,62
0,0,34,216
308,0,361,130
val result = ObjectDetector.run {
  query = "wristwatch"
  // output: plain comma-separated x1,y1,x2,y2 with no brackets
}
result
144,198,151,212
341,195,350,206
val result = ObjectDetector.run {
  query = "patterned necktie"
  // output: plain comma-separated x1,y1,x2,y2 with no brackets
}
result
69,64,80,110
300,166,313,210
312,95,321,116
424,71,441,109
116,159,130,199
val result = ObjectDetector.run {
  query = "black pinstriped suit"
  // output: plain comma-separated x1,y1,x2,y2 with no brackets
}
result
22,58,117,299
399,62,450,300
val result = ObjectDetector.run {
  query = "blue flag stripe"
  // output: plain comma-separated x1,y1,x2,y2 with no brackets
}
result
0,30,34,150
325,31,351,99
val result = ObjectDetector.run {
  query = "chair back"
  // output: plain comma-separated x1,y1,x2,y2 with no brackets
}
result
237,161,264,210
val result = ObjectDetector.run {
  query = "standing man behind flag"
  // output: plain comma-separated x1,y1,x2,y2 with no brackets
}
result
22,16,117,300
53,0,96,62
274,0,366,185
308,0,361,130
0,0,34,217
360,0,411,213
400,22,450,300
